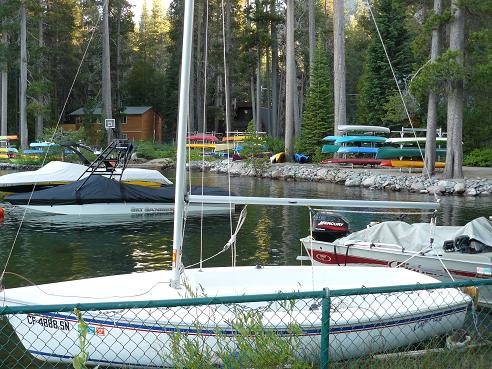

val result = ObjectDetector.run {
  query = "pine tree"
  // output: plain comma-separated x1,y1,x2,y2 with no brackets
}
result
297,36,333,158
357,0,412,126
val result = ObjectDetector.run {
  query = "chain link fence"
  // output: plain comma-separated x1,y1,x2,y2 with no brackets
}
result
0,280,491,368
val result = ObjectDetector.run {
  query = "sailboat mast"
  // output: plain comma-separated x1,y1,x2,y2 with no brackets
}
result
171,0,195,289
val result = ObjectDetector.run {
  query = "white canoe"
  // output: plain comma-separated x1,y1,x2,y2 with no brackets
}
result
337,125,391,134
2,266,469,367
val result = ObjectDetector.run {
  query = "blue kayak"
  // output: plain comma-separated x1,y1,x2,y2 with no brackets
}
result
322,135,338,142
334,136,387,145
337,147,379,154
294,153,310,163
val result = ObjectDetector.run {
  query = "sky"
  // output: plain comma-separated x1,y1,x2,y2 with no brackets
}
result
128,0,171,25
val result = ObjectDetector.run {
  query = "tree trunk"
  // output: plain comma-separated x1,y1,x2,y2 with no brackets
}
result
284,0,295,159
189,48,195,132
35,1,45,139
266,46,271,134
195,2,204,133
1,12,8,136
224,0,232,131
250,76,256,127
214,75,222,132
424,0,442,175
333,0,345,133
102,0,113,144
256,49,261,131
20,4,28,149
271,6,279,138
115,4,122,110
444,0,464,179
294,72,300,138
308,0,315,88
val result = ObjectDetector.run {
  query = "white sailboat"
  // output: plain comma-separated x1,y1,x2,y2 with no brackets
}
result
0,0,470,366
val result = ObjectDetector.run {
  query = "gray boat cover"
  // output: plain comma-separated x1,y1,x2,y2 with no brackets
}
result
334,217,492,252
5,175,231,206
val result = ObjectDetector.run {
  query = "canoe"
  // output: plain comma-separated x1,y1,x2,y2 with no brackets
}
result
186,134,219,142
185,143,216,149
376,147,447,159
380,160,446,168
30,142,58,148
321,144,340,154
0,147,18,153
270,152,285,163
322,135,338,142
222,135,246,142
337,147,379,154
337,125,390,134
321,158,382,166
385,137,447,145
0,135,18,140
334,136,387,145
214,143,235,151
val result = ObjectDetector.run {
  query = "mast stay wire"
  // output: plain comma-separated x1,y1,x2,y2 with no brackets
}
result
221,0,236,267
199,0,210,271
365,1,453,280
1,1,105,285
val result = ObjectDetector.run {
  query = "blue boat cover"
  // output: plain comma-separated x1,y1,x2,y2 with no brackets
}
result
5,175,231,206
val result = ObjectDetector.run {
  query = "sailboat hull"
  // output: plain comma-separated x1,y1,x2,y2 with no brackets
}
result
2,266,469,366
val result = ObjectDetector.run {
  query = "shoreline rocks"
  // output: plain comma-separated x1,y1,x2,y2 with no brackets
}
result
186,160,492,197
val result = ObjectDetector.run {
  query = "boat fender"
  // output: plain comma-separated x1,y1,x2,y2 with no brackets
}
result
0,207,4,221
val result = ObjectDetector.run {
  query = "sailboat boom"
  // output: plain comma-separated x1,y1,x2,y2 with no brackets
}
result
188,195,439,210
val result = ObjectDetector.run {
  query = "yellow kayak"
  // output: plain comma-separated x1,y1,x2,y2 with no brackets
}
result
270,152,285,163
185,143,216,149
383,160,445,168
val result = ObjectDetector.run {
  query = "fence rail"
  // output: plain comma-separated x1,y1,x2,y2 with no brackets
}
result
1,279,491,368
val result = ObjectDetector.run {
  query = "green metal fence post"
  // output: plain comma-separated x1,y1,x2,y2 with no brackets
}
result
320,287,331,369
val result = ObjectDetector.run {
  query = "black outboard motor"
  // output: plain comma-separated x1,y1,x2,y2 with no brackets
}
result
311,212,349,242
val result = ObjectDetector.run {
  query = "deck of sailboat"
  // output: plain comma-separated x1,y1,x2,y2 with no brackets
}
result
3,265,450,307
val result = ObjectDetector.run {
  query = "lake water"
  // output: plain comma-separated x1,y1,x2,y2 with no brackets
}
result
0,168,491,289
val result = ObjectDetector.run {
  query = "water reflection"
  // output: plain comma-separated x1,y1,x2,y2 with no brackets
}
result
0,169,491,289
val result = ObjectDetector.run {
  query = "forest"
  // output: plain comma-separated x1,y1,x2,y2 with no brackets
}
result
0,0,491,178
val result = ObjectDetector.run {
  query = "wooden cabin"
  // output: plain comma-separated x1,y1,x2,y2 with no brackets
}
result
65,106,163,143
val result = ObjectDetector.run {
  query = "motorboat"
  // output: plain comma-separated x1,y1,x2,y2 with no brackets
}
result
0,141,172,193
301,212,492,304
3,175,235,216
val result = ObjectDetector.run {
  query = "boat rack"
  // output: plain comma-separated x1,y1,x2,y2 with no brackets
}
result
76,139,134,187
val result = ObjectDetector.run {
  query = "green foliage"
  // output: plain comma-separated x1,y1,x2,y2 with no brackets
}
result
164,304,311,369
410,50,465,99
357,0,413,126
134,141,176,160
297,36,333,158
383,93,420,125
463,149,492,167
40,127,90,145
72,309,99,369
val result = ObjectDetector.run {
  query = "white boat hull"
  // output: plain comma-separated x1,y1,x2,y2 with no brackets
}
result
2,266,470,366
17,202,235,216
301,236,492,304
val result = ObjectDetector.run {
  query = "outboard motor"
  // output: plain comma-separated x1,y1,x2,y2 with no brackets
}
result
311,212,349,242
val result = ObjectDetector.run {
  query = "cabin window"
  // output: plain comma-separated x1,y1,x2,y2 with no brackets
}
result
121,133,128,139
121,116,128,125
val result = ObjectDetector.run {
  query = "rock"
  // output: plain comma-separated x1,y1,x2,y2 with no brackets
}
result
453,182,466,194
345,177,362,187
465,188,478,196
410,181,425,192
362,176,377,187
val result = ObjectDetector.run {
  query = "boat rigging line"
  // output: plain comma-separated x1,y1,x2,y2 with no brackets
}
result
0,0,107,288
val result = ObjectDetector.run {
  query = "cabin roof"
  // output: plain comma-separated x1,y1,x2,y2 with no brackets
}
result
69,106,153,116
